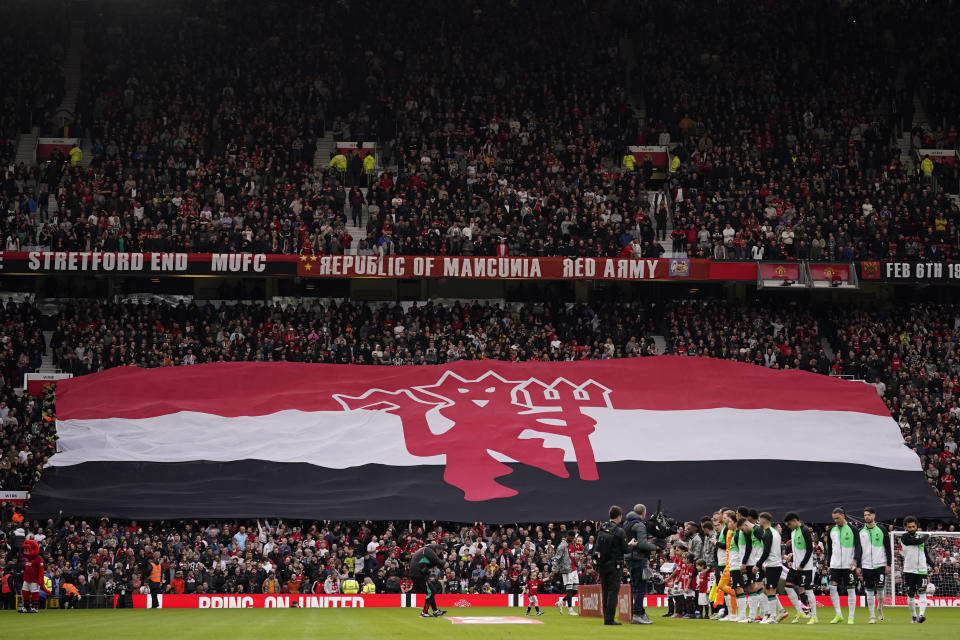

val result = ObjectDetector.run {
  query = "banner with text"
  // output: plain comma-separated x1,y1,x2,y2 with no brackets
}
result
917,148,958,166
0,251,721,281
113,592,960,610
870,261,960,281
628,145,669,168
2,251,926,285
36,137,79,160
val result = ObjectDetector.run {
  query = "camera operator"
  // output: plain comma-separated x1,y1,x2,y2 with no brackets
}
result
624,504,657,625
595,505,633,626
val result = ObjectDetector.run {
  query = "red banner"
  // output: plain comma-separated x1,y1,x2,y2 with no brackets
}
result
133,594,403,608
127,592,960,610
573,585,631,621
1,490,29,505
410,594,513,608
629,145,669,168
808,263,850,282
759,262,801,280
709,261,758,280
918,148,958,166
617,584,632,622
0,251,730,281
296,255,715,280
36,137,79,160
8,250,939,285
860,261,882,280
577,585,601,617
336,142,376,158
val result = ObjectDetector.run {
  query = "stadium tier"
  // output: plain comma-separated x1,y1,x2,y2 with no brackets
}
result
2,0,960,628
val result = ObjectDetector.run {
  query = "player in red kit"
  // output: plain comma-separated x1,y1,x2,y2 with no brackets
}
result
524,568,545,616
20,539,49,613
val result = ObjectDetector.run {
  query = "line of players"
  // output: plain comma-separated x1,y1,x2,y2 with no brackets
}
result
663,506,932,625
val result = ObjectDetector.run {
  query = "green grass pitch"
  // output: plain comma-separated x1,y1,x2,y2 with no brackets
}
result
1,606,956,638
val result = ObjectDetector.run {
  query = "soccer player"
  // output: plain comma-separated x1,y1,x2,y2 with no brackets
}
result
729,517,750,622
858,507,891,624
740,509,765,622
756,512,788,624
552,530,578,615
710,510,730,620
524,569,545,616
901,516,932,624
719,511,747,621
784,512,818,624
826,507,861,624
713,512,739,621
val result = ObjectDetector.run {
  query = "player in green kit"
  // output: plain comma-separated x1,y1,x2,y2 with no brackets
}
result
784,512,818,624
858,507,891,624
826,507,861,624
901,516,932,624
711,512,730,620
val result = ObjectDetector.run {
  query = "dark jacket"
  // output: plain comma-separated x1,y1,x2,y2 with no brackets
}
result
408,547,444,578
623,511,657,569
597,521,629,569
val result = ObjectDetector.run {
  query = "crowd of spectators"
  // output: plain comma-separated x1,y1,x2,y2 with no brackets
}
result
826,303,960,520
1,507,957,606
3,1,958,262
904,2,960,155
46,298,658,374
0,5,67,167
0,298,48,495
645,1,959,262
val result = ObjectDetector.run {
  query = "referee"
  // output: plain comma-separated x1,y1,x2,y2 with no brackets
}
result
409,543,447,618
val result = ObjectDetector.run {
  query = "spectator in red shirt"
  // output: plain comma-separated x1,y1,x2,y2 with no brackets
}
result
171,571,186,594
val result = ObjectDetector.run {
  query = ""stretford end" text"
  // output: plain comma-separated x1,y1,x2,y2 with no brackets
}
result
25,252,267,273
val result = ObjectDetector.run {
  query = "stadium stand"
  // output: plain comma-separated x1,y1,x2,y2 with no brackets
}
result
6,1,953,261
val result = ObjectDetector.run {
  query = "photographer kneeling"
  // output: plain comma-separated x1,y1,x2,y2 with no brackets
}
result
624,504,658,625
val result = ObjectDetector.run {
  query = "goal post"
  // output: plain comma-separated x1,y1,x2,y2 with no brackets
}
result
883,531,960,607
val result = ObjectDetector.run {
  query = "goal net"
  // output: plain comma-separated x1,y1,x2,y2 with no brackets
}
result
883,531,960,606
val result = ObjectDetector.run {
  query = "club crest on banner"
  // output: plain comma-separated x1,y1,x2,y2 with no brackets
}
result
333,371,612,501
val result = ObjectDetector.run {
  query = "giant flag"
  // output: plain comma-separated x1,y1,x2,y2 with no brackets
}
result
29,358,948,521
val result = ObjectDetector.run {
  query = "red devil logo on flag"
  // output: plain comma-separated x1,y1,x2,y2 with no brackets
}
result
333,371,612,501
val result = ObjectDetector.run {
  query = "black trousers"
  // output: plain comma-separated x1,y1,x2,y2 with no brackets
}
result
630,566,647,616
599,563,621,623
149,581,161,608
412,576,436,611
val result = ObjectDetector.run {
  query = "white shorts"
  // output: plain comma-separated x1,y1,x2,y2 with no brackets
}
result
23,582,40,593
562,571,579,587
527,595,539,606
698,593,709,606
